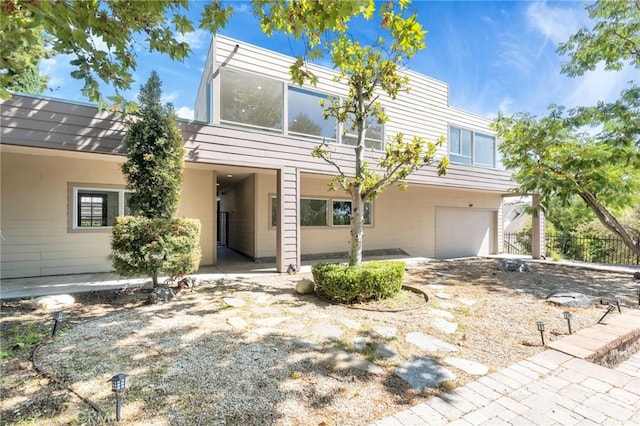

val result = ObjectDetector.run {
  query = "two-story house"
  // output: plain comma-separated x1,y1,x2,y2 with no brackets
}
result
0,35,525,279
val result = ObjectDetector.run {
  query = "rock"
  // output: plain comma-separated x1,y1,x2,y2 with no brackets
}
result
33,294,75,310
227,317,247,329
295,279,315,294
432,318,458,334
456,297,477,306
427,307,454,319
338,317,361,330
375,344,398,359
352,337,370,352
546,291,592,309
395,356,457,390
147,286,176,304
256,317,289,327
322,349,384,375
443,357,489,376
497,259,531,272
406,332,459,352
634,271,640,280
372,325,397,340
223,297,246,307
311,322,343,340
177,276,198,292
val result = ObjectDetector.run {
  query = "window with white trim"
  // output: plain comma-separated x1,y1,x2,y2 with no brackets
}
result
270,196,373,228
72,187,133,229
449,126,496,167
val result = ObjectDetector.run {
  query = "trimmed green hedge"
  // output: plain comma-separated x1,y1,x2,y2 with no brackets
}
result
312,260,405,303
111,216,201,280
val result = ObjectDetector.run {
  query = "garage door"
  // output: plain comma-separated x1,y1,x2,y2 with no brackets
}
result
435,207,496,259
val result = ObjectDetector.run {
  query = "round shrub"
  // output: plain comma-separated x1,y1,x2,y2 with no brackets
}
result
312,260,405,303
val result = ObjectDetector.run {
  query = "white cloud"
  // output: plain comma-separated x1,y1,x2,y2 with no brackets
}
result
161,91,179,103
176,29,209,49
176,106,194,120
564,63,637,108
498,97,514,115
526,1,585,45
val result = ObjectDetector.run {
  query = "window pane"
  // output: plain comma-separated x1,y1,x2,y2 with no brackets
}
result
271,196,277,227
450,153,472,165
343,114,383,150
460,129,472,156
124,192,133,216
333,201,351,225
78,190,121,227
301,199,327,226
474,133,495,166
220,69,283,131
332,200,371,225
363,202,372,225
288,87,336,140
450,127,460,154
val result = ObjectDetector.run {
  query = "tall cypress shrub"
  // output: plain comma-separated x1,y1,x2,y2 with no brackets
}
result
111,71,201,287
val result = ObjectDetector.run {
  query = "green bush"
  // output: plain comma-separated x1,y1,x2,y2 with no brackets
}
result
111,216,201,282
312,260,405,303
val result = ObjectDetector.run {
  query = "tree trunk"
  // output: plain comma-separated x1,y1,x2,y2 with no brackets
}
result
580,192,640,257
349,190,364,266
349,94,366,267
152,273,159,288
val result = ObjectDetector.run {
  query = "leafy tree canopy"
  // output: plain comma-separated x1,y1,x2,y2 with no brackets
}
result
0,0,373,111
493,0,640,257
303,1,447,265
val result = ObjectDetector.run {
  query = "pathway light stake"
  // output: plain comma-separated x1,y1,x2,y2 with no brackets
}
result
536,321,546,346
597,304,617,324
108,373,128,422
614,296,621,313
637,290,640,307
51,311,64,337
563,311,572,335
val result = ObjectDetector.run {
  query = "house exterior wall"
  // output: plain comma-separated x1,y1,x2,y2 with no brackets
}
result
251,172,502,259
0,150,215,279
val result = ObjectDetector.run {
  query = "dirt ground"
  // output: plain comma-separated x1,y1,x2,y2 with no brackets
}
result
1,259,637,425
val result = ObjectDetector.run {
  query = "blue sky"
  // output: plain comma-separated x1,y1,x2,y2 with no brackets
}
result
40,1,636,121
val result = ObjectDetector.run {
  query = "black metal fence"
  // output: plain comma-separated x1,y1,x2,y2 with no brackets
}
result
503,232,640,265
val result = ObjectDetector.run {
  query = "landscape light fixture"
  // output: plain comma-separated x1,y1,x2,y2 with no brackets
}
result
108,373,128,422
613,296,622,313
563,311,572,335
536,321,546,346
637,290,640,307
51,311,64,337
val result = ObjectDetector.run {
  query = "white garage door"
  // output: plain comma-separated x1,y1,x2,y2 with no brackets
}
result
435,207,496,259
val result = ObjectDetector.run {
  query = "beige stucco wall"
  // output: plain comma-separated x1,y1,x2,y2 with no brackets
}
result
0,151,215,278
253,172,502,259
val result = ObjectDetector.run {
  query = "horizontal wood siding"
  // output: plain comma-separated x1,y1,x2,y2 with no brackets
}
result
194,37,214,122
0,151,214,278
277,167,300,272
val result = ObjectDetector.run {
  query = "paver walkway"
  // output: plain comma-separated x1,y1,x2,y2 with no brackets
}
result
373,310,640,425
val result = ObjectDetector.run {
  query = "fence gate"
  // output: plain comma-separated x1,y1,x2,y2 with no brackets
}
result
217,212,228,247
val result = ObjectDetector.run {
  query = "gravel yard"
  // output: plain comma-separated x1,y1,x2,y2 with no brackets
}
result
1,258,637,425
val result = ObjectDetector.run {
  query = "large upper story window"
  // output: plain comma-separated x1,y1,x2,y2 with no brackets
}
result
216,68,386,150
449,126,496,168
343,114,384,151
288,87,336,141
220,68,283,132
